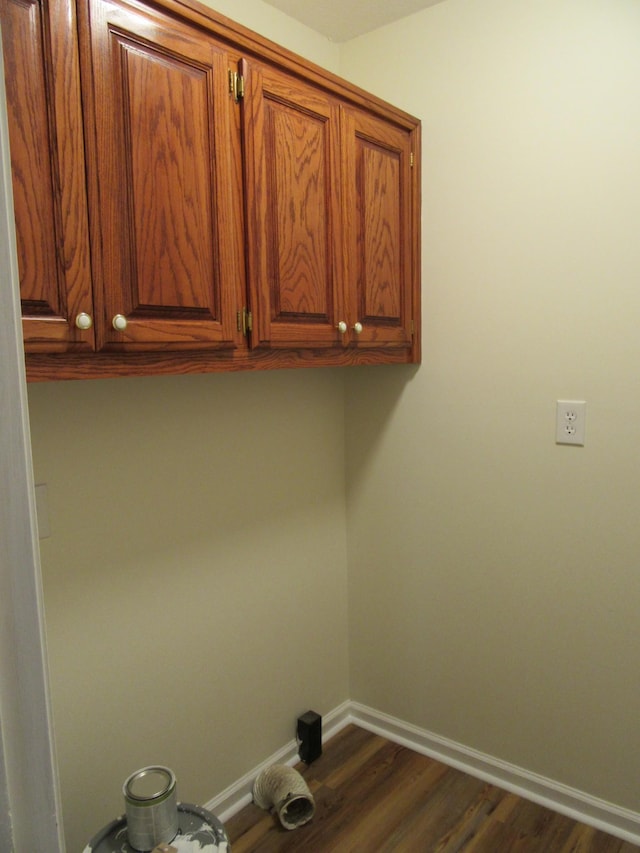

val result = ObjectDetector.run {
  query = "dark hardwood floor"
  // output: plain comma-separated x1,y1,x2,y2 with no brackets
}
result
226,724,639,852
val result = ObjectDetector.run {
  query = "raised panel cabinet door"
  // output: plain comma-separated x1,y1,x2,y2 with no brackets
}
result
240,59,344,348
81,0,244,351
341,106,415,349
0,0,94,351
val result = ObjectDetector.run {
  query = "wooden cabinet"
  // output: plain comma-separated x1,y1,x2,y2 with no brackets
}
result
241,58,343,349
240,59,417,354
1,0,420,380
80,0,245,352
0,0,93,352
341,105,415,349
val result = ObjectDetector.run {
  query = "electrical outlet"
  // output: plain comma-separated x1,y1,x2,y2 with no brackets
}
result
556,400,586,446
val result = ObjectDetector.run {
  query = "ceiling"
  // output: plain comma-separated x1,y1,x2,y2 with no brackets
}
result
261,0,447,43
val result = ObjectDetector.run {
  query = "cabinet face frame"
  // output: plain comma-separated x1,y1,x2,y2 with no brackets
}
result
1,0,94,352
78,0,246,352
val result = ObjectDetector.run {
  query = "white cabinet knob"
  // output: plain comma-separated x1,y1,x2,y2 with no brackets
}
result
337,321,347,334
112,314,128,332
75,312,93,330
353,322,363,334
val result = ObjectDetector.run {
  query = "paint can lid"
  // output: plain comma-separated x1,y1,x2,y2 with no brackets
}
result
124,766,175,803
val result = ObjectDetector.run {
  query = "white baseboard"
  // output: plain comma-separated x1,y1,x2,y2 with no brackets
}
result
350,702,640,846
203,700,352,824
205,700,640,846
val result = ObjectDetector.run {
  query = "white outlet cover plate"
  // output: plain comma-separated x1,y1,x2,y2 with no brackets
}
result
556,400,586,446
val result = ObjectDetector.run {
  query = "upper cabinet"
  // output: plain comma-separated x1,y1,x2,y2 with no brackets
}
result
1,0,421,380
80,0,245,353
341,104,415,350
1,0,93,353
241,58,343,350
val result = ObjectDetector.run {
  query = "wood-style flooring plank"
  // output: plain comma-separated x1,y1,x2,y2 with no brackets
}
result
225,725,639,852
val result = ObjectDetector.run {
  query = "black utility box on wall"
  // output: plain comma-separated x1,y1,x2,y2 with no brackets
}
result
297,711,322,764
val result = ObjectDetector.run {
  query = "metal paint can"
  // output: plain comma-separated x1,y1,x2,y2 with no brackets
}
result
123,765,179,851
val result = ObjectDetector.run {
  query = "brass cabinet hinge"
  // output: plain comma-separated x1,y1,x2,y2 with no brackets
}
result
237,307,252,336
410,152,414,168
228,69,245,102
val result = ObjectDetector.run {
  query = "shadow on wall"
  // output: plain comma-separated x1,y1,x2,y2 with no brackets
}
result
344,363,420,499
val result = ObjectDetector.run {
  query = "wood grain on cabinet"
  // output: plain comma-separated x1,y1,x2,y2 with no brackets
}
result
342,105,415,349
79,0,246,351
0,0,93,351
5,0,421,380
241,58,343,348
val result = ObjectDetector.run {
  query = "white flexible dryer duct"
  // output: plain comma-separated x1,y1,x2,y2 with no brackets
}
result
253,765,315,830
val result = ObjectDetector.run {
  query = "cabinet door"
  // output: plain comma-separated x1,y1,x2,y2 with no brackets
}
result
341,106,414,349
81,0,244,351
241,59,344,348
1,0,94,351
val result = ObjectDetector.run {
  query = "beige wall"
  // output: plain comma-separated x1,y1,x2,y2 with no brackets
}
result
29,370,349,850
343,0,640,812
